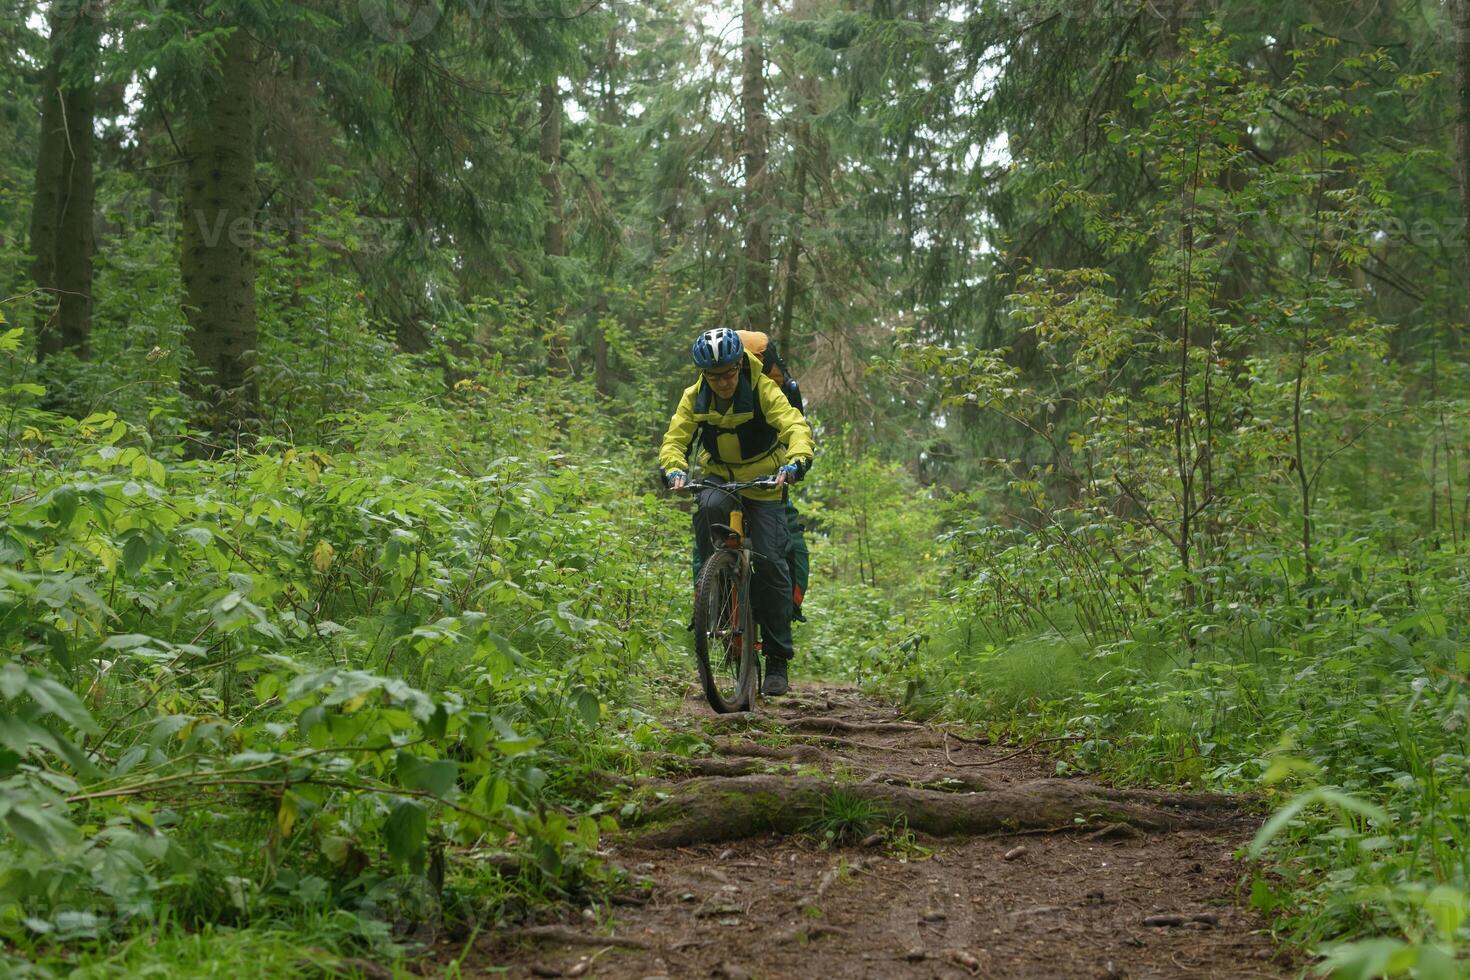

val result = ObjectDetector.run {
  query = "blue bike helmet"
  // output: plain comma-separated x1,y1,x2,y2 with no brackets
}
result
692,328,744,370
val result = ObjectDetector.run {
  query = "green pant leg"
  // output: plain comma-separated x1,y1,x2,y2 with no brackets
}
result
786,499,809,620
692,532,708,586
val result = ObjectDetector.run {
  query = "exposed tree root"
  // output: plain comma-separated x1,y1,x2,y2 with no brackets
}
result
787,733,899,753
647,754,795,778
862,770,999,794
777,696,835,713
701,713,767,734
783,716,922,735
709,738,830,764
583,769,655,791
631,774,1240,847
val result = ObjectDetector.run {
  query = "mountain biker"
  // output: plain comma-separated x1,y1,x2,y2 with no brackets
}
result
660,327,815,696
684,330,811,622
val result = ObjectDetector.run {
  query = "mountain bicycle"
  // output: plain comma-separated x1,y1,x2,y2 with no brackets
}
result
675,476,779,713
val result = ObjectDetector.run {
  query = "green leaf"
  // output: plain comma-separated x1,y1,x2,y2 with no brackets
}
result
1425,885,1467,942
396,750,458,798
484,777,510,815
0,532,25,564
0,664,25,700
1249,787,1389,858
494,737,542,757
1316,938,1416,980
102,634,155,651
384,799,427,870
48,488,79,529
21,676,98,734
182,527,213,547
1414,944,1460,980
322,835,352,866
42,626,72,676
4,801,79,853
122,533,151,575
575,690,600,727
552,601,595,634
484,631,524,666
298,705,328,749
421,702,448,740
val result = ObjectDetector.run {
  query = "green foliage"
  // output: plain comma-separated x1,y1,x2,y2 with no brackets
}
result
862,24,1470,967
806,789,877,849
0,355,686,961
5,0,1470,972
799,441,939,683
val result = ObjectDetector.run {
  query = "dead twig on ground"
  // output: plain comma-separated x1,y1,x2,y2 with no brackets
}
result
507,926,653,950
785,716,922,735
943,731,1086,768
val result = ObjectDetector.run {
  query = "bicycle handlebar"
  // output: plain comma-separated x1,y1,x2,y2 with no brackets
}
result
676,476,779,493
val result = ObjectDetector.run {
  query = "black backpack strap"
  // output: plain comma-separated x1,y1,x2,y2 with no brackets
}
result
763,340,803,412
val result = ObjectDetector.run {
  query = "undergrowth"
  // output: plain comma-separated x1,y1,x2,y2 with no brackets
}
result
861,527,1470,974
0,323,694,973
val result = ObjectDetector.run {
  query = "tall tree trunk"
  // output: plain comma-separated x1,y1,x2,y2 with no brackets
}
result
181,28,258,440
540,84,565,260
1455,0,1470,307
31,1,97,362
593,30,619,397
741,0,771,334
539,83,567,374
776,148,806,359
29,50,63,353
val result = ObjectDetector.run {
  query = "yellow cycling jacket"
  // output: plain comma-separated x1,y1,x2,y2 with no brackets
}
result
659,351,815,501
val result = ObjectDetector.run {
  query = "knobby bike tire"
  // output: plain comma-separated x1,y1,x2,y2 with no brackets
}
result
692,547,758,713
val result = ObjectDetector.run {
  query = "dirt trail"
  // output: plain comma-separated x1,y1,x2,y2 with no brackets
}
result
466,684,1291,979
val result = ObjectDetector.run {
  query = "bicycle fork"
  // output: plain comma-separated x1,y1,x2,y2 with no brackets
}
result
716,510,754,660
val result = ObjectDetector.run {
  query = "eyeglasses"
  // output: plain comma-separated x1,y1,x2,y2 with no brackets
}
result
704,366,740,384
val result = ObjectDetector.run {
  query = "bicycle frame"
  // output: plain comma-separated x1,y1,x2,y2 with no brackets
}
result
681,477,776,539
677,476,777,712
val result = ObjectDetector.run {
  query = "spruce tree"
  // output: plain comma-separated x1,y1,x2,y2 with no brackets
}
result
30,0,96,362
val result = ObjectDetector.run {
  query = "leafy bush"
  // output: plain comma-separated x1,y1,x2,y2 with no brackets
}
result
0,348,688,963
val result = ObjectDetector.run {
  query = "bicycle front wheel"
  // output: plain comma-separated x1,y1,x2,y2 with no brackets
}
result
693,548,758,713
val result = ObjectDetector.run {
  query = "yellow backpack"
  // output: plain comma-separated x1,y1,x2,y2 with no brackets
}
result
735,331,803,411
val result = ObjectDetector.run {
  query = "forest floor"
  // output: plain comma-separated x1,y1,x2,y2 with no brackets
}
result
460,683,1294,979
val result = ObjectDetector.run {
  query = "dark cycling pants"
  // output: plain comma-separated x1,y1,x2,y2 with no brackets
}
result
694,489,794,664
694,498,809,620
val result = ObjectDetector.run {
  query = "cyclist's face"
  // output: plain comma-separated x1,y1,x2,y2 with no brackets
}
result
704,364,740,398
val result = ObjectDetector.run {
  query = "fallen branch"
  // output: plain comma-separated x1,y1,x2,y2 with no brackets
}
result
943,732,1085,768
939,729,990,746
